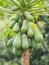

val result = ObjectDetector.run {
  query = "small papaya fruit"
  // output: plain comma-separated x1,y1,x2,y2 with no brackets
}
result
7,37,14,47
13,32,22,49
34,29,44,43
32,39,37,49
28,38,31,48
22,34,29,49
29,22,37,30
24,11,34,22
15,14,19,22
21,20,28,33
9,20,16,28
13,23,19,32
27,26,34,38
18,19,22,28
13,48,21,56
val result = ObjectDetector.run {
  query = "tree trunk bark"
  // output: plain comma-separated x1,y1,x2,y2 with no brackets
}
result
22,49,29,65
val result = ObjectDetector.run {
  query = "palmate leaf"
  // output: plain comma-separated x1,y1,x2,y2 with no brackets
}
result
0,0,9,7
29,0,49,15
0,0,49,15
0,6,16,14
0,0,49,26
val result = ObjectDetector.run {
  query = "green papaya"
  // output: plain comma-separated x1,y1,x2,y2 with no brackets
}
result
13,23,19,32
22,34,29,49
18,19,22,28
21,20,28,33
32,39,37,49
15,14,19,22
27,26,34,38
13,32,21,49
9,20,16,28
13,48,21,56
28,38,31,48
24,11,34,22
7,37,14,47
34,29,44,43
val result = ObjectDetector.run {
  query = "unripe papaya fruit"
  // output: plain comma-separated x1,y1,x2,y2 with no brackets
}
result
18,19,22,28
28,38,31,48
9,20,16,28
13,23,20,32
29,22,37,30
24,11,34,22
13,32,22,49
7,37,14,47
21,20,28,33
15,14,19,22
22,34,29,49
34,29,44,43
13,48,21,56
27,26,34,38
32,39,37,49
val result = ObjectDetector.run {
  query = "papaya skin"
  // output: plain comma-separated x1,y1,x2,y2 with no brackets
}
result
24,11,34,22
34,29,44,43
27,26,34,38
13,23,20,32
22,34,29,50
21,20,28,33
13,32,22,49
13,48,21,56
9,20,16,28
7,37,14,47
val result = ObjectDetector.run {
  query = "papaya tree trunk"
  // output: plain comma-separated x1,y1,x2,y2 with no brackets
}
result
22,49,29,65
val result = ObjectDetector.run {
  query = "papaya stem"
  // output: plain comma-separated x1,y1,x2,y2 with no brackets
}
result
22,49,29,65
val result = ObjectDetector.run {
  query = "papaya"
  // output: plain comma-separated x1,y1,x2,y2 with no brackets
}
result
7,37,14,47
13,48,21,56
13,22,19,32
22,34,29,49
27,26,34,38
34,29,44,43
15,14,19,22
29,22,37,30
32,39,37,49
21,20,28,33
13,32,22,49
18,19,22,28
24,11,34,22
28,38,31,48
9,20,16,28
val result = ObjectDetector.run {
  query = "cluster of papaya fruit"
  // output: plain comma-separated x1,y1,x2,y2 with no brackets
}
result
6,11,44,56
